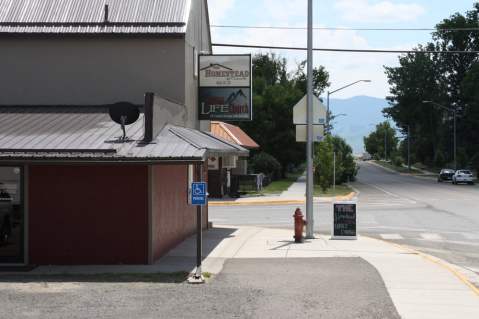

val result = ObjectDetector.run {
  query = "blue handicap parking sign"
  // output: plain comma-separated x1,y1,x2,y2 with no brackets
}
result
191,182,207,205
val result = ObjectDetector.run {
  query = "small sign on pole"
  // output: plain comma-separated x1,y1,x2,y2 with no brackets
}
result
331,201,357,240
295,125,325,142
191,182,207,206
188,179,208,284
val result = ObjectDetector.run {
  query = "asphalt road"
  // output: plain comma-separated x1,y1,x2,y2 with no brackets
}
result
0,258,400,319
210,162,479,275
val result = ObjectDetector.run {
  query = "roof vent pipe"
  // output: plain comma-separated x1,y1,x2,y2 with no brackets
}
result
103,4,109,23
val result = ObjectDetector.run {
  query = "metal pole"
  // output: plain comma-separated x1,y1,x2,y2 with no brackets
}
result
326,91,330,134
333,151,336,191
384,129,387,161
453,111,457,170
407,125,411,171
305,0,314,239
195,163,203,279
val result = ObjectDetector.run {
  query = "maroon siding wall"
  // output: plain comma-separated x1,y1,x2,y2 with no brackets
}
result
151,164,208,262
29,165,149,265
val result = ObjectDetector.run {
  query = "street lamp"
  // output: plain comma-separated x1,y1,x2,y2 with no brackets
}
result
329,113,347,129
326,80,371,133
422,100,457,170
406,125,411,171
395,125,411,172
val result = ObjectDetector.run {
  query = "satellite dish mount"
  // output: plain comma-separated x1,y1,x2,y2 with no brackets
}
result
109,102,140,142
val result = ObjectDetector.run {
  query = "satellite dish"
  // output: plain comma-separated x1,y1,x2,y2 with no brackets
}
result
109,102,140,141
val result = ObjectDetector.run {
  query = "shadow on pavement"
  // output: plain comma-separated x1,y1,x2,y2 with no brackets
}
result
0,272,190,283
0,227,238,284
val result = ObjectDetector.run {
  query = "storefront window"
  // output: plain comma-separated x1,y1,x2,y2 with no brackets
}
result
0,167,24,263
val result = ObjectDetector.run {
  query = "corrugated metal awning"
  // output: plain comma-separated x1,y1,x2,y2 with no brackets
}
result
0,106,248,162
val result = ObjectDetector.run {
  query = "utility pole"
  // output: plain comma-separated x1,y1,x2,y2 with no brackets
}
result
326,91,330,134
384,128,387,161
305,0,314,239
453,110,457,170
407,125,411,171
333,151,336,191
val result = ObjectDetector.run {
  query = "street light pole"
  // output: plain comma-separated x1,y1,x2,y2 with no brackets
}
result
326,80,371,134
305,0,314,239
422,101,457,170
384,127,387,161
453,110,457,170
326,91,330,133
333,151,336,191
407,125,411,171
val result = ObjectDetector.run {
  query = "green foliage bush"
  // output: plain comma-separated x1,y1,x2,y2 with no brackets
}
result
249,152,282,180
392,155,404,167
314,135,358,191
363,122,399,160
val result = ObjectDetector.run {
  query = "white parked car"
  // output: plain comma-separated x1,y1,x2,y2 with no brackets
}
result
452,170,475,185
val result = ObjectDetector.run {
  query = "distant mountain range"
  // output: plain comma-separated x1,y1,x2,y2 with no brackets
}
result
326,96,389,154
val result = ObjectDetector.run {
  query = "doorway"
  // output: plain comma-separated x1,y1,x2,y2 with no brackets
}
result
0,166,24,264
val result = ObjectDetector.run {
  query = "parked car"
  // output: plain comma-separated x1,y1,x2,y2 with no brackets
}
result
452,170,475,185
437,169,455,182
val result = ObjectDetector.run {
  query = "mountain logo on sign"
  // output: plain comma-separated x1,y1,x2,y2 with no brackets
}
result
225,89,248,105
200,63,233,72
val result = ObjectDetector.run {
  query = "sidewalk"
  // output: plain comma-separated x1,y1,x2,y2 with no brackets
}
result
8,226,479,318
166,226,479,319
209,175,356,206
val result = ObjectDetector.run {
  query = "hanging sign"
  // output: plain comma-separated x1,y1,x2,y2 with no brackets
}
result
199,54,252,121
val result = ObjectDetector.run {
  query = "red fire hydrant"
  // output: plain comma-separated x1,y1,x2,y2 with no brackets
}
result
293,208,307,243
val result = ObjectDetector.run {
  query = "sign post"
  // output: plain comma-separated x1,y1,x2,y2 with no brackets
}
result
188,169,207,284
306,0,314,239
331,201,357,240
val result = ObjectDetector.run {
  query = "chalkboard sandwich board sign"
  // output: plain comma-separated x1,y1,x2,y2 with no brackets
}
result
331,201,357,240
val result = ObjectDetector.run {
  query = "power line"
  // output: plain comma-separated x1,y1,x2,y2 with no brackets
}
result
211,25,479,32
212,43,479,54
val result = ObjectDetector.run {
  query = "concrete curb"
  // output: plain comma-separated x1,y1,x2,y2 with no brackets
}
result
209,192,357,207
209,200,305,206
369,161,437,179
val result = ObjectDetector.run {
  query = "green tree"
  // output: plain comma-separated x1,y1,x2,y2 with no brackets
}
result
314,136,334,191
384,3,479,168
314,135,358,191
332,136,358,183
293,61,330,96
249,152,282,179
363,122,399,161
461,62,479,166
384,45,446,166
240,53,330,176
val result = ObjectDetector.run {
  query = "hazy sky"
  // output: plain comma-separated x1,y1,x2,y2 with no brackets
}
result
208,0,476,99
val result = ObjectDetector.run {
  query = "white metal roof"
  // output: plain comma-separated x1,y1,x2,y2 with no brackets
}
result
0,0,192,34
0,106,248,162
